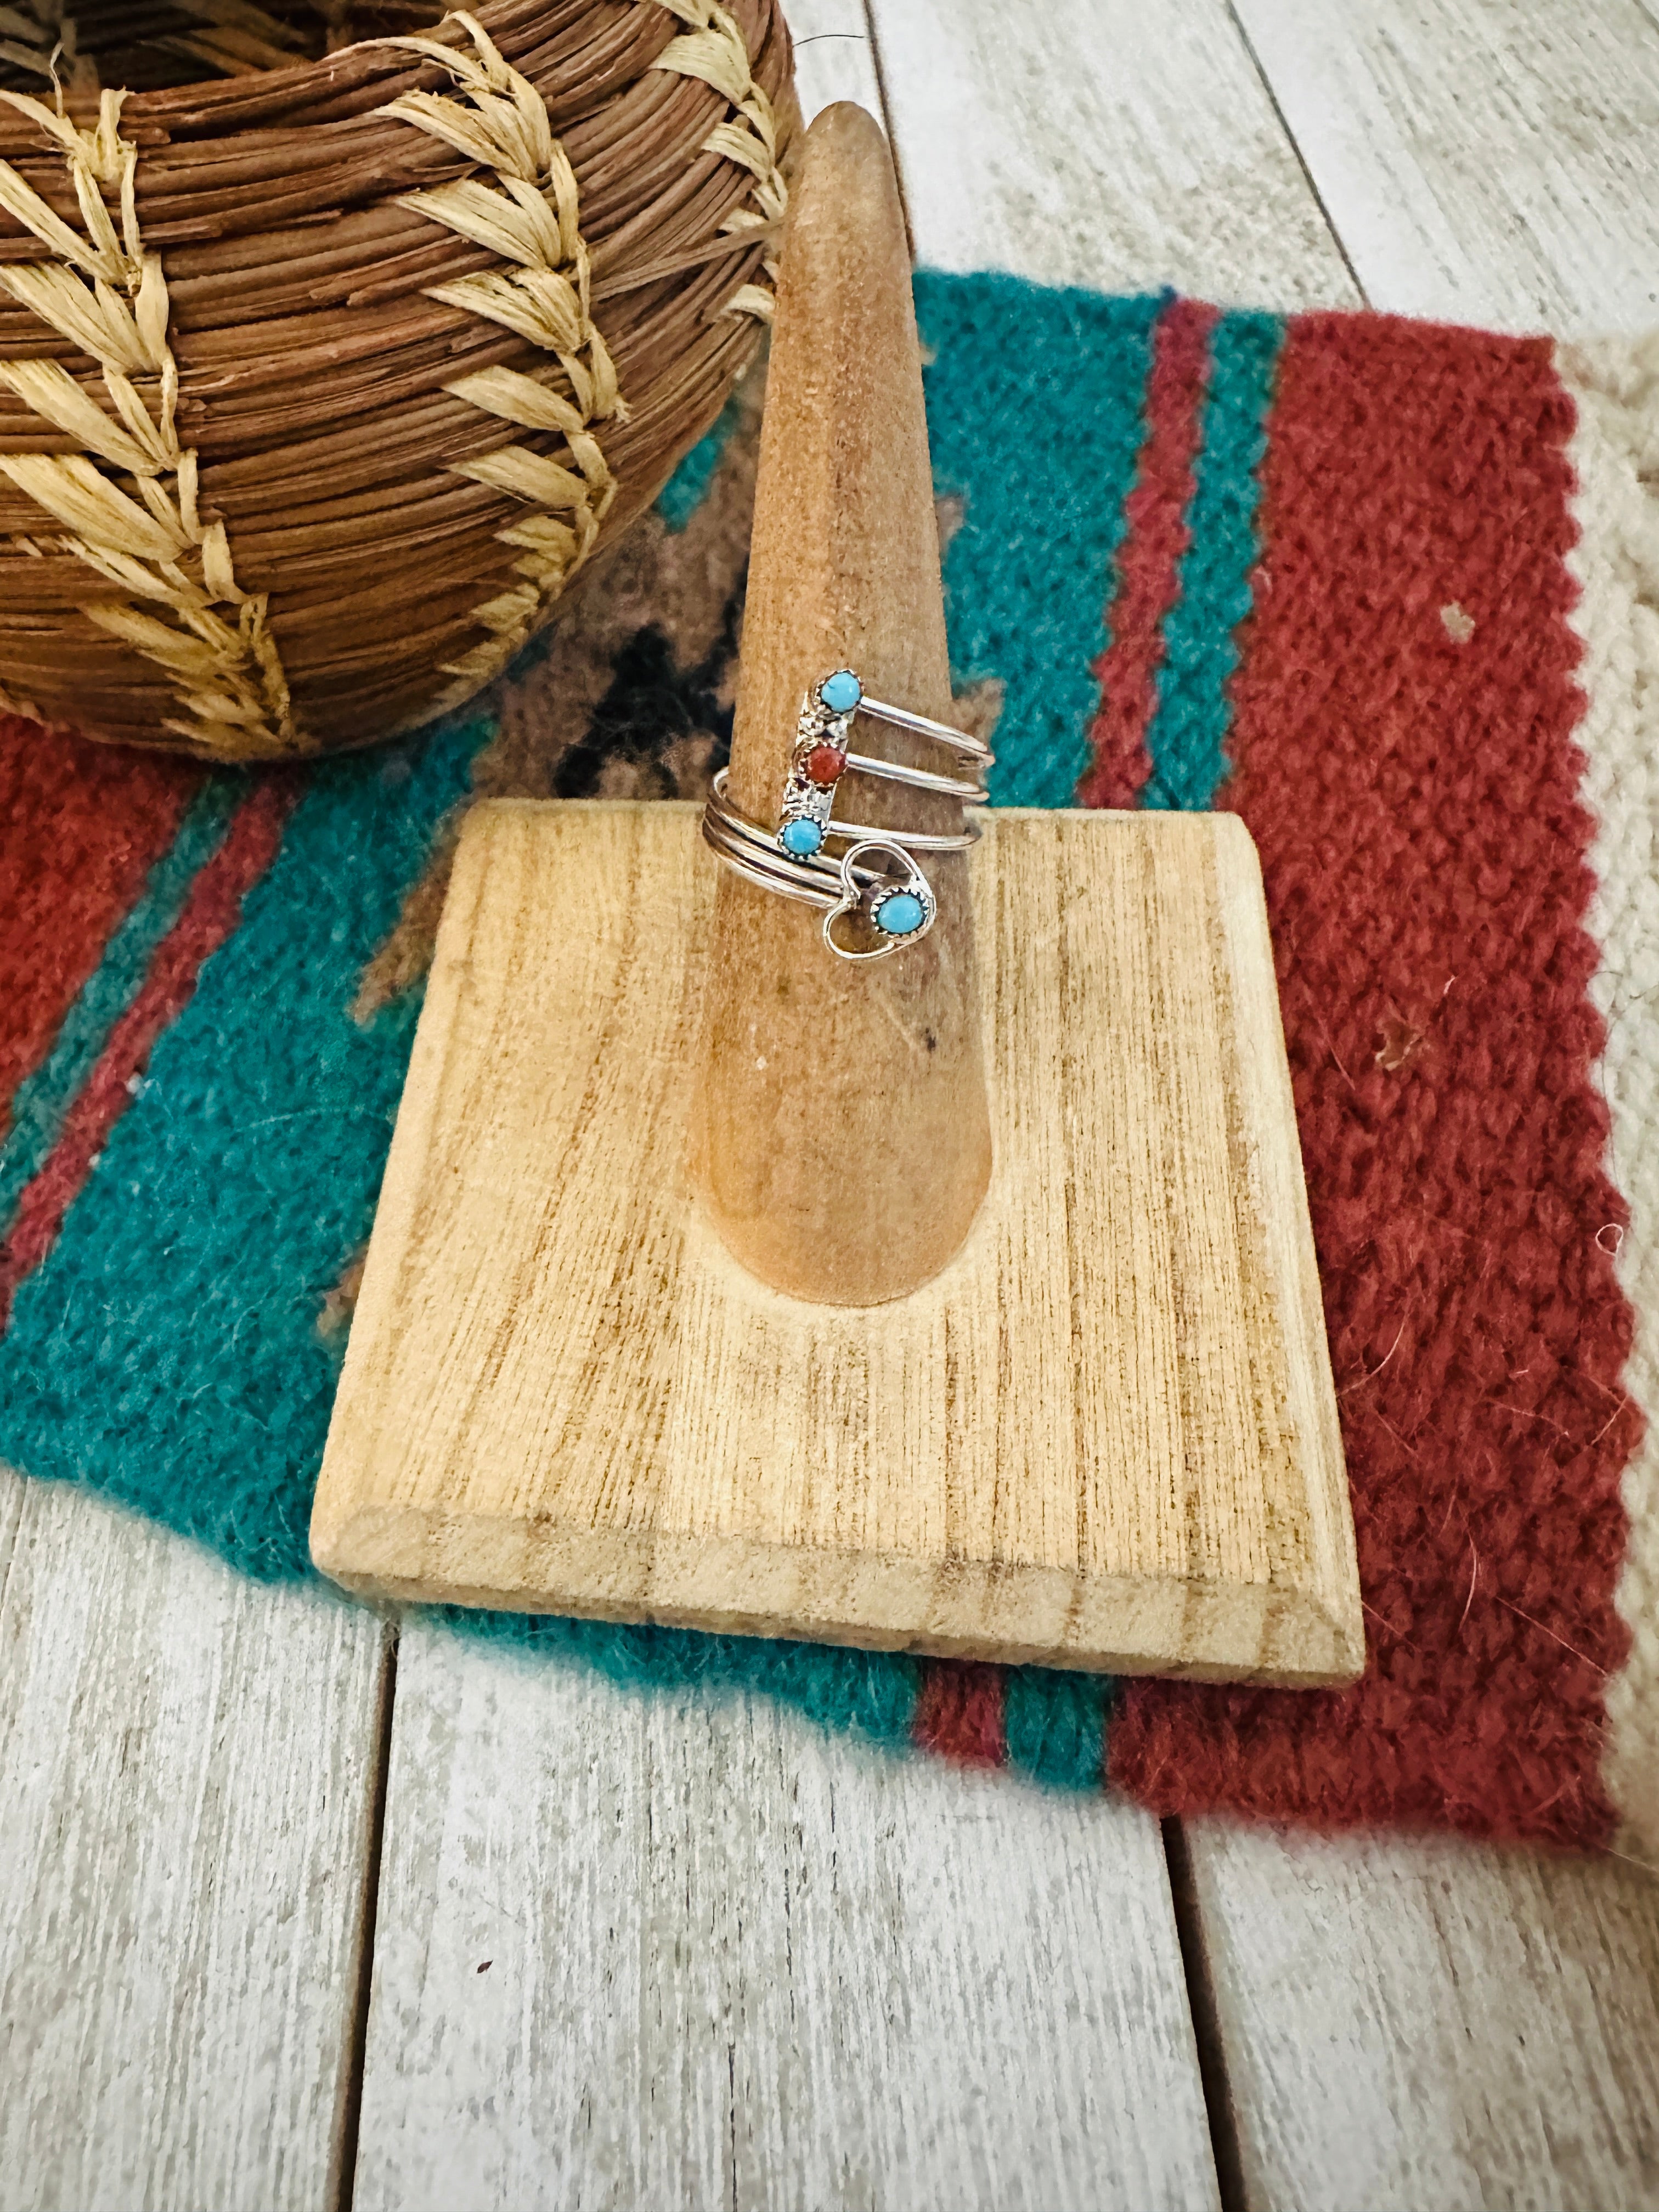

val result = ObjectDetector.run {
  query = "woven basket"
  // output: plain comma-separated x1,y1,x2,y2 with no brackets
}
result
0,0,792,759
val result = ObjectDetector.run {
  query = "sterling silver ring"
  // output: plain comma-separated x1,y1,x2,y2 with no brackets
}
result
701,667,991,962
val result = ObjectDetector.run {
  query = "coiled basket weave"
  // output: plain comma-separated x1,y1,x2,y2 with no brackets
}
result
0,0,792,758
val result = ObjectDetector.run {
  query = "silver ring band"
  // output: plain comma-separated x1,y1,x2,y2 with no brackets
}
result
848,692,992,763
707,771,979,864
701,665,989,962
838,749,989,804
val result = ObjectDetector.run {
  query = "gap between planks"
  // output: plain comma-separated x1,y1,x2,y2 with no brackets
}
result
347,1626,1224,2212
854,6,1659,2212
0,1467,391,2212
332,1622,400,2212
1229,0,1659,332
345,8,1353,2203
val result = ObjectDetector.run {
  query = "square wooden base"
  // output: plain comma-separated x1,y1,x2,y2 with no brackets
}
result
311,802,1363,1686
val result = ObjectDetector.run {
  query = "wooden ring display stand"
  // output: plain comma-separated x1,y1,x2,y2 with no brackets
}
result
311,106,1365,1688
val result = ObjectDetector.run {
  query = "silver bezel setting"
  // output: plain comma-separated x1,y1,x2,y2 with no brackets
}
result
776,685,853,856
822,839,939,963
703,664,992,962
872,880,934,940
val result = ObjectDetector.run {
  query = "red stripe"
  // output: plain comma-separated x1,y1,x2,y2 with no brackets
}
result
913,1660,1007,1766
0,778,298,1324
1077,298,1217,810
0,718,202,1121
1107,313,1635,1850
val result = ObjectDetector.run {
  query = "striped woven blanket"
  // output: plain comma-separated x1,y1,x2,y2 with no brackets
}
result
3,273,1655,1861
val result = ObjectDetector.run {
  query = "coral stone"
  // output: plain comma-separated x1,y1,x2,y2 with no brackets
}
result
820,668,861,714
804,742,847,787
781,817,823,857
875,890,925,936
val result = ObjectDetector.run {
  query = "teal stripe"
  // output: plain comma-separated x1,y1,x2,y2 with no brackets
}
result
1005,1667,1117,1790
1141,309,1284,812
0,717,485,1577
916,272,1164,807
0,777,241,1223
655,392,744,533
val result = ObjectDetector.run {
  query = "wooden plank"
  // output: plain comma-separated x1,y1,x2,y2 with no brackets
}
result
345,18,1354,2196
0,1465,386,2212
1175,8,1659,2207
312,803,1361,1686
786,0,885,126
866,0,1361,303
343,17,1348,2191
0,1455,24,1583
1184,1822,1659,2211
1229,0,1659,331
351,1622,1222,2212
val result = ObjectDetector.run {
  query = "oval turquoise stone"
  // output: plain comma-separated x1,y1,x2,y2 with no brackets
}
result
876,890,924,936
820,668,861,714
781,817,823,856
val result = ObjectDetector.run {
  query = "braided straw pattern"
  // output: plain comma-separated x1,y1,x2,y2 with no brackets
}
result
387,3,785,700
0,0,792,757
382,12,625,697
651,0,786,320
0,86,297,754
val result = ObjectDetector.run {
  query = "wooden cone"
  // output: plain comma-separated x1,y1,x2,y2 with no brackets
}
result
686,104,992,1305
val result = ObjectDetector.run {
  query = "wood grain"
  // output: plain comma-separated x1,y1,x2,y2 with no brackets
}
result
0,1466,385,2212
312,799,1359,1684
1229,0,1659,332
689,102,994,1304
350,1622,1223,2212
0,1455,24,1584
1186,1820,1659,2211
867,0,1361,303
336,26,1359,2207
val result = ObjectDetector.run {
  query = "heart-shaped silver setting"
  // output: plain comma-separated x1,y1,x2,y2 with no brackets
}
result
822,839,938,962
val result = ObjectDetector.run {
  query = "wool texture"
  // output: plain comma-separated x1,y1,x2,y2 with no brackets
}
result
1,271,1655,1853
1080,297,1216,810
0,780,298,1330
1106,309,1637,1852
0,735,200,1119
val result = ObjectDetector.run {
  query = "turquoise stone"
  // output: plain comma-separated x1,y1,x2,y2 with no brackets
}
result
781,817,823,857
820,668,861,714
876,890,924,936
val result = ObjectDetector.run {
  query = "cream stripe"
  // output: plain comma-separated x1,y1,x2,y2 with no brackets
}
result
1558,331,1659,1866
0,85,299,756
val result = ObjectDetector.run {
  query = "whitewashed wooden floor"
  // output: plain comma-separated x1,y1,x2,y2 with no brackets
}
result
4,4,1659,2208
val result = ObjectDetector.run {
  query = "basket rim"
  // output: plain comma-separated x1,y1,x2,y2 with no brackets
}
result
0,0,792,757
9,1,658,124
